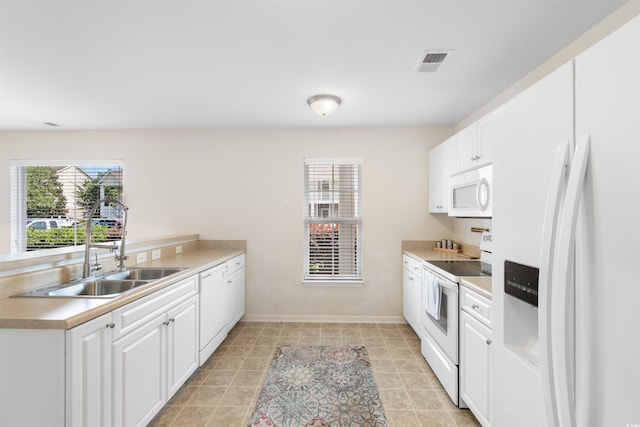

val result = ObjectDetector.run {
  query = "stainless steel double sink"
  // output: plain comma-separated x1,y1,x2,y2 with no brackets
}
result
14,267,187,298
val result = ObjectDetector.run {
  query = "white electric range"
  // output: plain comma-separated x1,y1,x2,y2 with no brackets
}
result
420,235,492,407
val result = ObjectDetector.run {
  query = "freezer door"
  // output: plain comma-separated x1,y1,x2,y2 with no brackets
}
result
574,15,640,427
491,61,573,426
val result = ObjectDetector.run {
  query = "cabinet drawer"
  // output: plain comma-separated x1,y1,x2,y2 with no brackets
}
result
112,275,198,340
225,254,245,276
402,255,423,278
460,286,492,328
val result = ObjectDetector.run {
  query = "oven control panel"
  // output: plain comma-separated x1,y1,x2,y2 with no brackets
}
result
504,260,539,307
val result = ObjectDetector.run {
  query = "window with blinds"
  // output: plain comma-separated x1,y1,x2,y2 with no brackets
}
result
304,158,362,281
9,161,124,253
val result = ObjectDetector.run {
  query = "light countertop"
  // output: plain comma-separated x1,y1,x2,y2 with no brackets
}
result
0,248,244,330
403,248,472,262
461,277,492,300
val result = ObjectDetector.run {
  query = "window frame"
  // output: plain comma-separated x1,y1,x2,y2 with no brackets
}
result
303,158,363,285
9,160,124,254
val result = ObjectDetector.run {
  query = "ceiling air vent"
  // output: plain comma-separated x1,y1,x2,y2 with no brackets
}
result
415,50,454,73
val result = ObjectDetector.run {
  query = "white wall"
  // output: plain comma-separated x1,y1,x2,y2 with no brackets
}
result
0,127,452,320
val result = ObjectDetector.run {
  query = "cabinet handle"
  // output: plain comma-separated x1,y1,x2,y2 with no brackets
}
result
106,322,115,329
202,273,212,279
163,318,175,326
408,276,414,281
472,303,479,309
486,339,492,345
436,205,443,209
227,280,232,285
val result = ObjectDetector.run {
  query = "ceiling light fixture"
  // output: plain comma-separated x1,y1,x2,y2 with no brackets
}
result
307,94,342,116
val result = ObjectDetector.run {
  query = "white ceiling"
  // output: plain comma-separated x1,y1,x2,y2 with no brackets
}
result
0,0,628,130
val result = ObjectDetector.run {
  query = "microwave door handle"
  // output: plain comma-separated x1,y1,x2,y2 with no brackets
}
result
539,139,570,427
476,177,490,211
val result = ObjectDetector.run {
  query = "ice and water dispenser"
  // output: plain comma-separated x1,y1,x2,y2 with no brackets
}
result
504,260,541,366
505,261,539,306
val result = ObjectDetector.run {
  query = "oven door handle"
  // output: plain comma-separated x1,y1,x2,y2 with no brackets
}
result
423,268,458,292
436,279,458,292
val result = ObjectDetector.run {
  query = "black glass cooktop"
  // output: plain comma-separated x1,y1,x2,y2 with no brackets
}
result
426,260,492,278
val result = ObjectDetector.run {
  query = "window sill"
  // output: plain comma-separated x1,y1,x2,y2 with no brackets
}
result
302,280,364,288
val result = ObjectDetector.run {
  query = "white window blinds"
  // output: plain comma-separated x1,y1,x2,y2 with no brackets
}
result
304,158,362,281
9,161,124,253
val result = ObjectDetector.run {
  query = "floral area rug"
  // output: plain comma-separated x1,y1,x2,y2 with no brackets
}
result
247,345,388,427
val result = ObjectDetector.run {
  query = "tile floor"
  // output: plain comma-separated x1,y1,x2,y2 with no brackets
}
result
148,322,481,427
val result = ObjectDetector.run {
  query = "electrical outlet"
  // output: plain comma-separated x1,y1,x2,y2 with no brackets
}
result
176,245,182,254
136,252,147,264
152,249,161,260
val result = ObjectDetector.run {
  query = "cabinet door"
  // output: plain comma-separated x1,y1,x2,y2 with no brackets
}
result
460,311,492,427
402,256,423,333
454,123,478,173
226,266,245,328
167,295,199,398
112,314,166,427
66,312,113,427
476,113,495,167
428,139,453,213
402,266,414,326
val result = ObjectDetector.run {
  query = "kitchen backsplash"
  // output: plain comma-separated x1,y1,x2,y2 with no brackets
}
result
453,218,492,247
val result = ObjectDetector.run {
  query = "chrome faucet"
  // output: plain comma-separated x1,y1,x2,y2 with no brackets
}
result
83,199,129,278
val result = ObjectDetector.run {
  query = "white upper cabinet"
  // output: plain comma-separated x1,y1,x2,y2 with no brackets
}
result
454,124,478,173
429,136,454,213
453,118,493,174
476,113,495,167
430,110,497,214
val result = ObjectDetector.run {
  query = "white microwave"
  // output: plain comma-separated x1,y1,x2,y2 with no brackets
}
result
449,165,492,217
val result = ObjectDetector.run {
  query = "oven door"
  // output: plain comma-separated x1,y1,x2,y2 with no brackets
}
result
420,267,459,364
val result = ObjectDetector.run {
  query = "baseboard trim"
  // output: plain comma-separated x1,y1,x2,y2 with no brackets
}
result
240,314,406,324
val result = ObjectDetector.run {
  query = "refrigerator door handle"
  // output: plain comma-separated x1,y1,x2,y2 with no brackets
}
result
539,139,570,427
552,133,591,427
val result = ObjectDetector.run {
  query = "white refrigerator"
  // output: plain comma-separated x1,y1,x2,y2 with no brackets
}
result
491,14,640,427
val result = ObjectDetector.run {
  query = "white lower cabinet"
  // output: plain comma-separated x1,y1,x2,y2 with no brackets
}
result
112,312,166,427
111,277,199,427
226,254,245,327
66,312,114,427
166,295,199,397
0,252,243,427
402,255,423,333
459,287,492,427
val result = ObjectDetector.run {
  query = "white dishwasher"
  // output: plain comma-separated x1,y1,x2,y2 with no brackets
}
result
198,263,227,365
